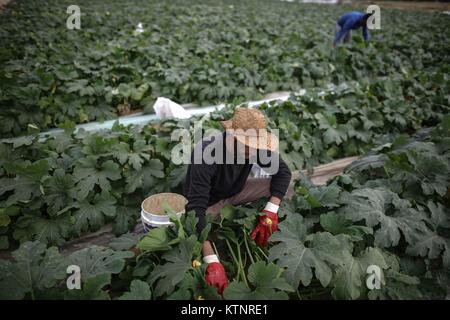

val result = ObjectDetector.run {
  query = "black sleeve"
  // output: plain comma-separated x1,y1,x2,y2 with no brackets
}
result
257,152,292,199
185,153,216,234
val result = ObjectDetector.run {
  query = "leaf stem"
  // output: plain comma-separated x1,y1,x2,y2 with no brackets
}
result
225,239,240,281
236,241,248,287
257,247,269,261
253,251,262,262
243,232,255,265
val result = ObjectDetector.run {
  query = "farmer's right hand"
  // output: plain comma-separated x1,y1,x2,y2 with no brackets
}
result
204,255,228,295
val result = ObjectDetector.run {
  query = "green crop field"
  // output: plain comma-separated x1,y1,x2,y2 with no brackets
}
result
0,0,449,301
1,0,449,137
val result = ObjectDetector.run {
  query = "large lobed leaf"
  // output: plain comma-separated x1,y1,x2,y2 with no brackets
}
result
0,241,66,300
268,214,353,288
224,261,294,300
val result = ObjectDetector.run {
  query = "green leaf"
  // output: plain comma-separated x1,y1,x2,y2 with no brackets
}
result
12,211,72,246
0,236,8,250
67,246,133,282
320,212,373,241
0,241,66,300
386,142,450,197
112,140,151,171
118,83,132,98
368,267,422,300
81,134,115,158
309,183,342,208
1,136,36,149
125,159,165,193
427,201,450,229
315,113,347,145
79,273,111,300
131,84,149,101
0,208,12,227
406,229,450,268
338,188,426,248
296,183,341,209
148,236,198,298
167,165,187,188
108,233,142,251
35,68,55,90
73,157,121,198
223,261,293,300
331,247,388,300
65,79,89,94
0,144,20,172
368,252,422,300
55,66,78,80
73,193,117,234
404,201,450,267
49,131,74,153
138,227,180,252
0,160,49,206
118,280,152,300
42,170,76,215
220,204,236,222
269,215,352,288
65,273,111,300
30,215,72,246
166,273,202,300
248,261,294,292
113,205,139,235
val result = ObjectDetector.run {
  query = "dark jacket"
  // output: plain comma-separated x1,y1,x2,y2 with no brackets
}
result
183,132,292,233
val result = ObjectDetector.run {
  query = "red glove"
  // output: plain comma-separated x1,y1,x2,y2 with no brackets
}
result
251,210,278,247
205,262,228,295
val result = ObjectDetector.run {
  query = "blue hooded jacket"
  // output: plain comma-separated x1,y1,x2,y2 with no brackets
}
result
334,11,370,44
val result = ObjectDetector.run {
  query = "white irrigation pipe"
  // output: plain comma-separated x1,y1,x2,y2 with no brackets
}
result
65,92,292,134
0,92,295,143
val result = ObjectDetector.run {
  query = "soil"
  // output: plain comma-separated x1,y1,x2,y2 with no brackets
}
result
142,193,188,215
118,107,144,117
349,1,450,12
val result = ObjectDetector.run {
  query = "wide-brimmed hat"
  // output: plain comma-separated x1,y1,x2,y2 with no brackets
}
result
220,107,278,152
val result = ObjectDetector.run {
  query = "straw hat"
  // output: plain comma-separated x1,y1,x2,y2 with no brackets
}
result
220,107,278,151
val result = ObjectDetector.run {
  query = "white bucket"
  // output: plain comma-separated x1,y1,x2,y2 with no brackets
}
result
140,193,188,233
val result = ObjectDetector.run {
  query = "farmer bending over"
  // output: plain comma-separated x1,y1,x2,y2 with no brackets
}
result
183,108,292,295
333,11,373,47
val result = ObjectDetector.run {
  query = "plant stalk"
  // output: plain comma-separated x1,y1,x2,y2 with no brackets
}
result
236,241,248,287
243,233,255,265
225,239,240,281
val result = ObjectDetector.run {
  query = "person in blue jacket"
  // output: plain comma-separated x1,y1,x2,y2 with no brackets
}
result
333,11,373,47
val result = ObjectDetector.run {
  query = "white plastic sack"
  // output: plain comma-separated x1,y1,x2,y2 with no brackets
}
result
153,97,191,120
133,22,145,36
136,23,144,33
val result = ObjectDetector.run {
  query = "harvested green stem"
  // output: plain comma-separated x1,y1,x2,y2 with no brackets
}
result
243,233,255,265
236,241,248,287
257,247,269,260
253,251,262,262
225,239,240,281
